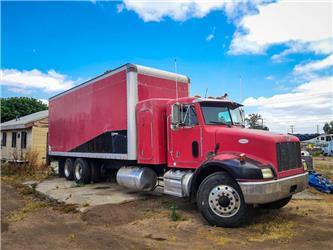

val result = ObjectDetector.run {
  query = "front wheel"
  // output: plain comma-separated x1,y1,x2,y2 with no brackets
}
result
196,172,250,227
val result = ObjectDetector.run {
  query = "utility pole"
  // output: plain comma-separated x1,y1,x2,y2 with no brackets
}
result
290,125,295,134
317,124,319,134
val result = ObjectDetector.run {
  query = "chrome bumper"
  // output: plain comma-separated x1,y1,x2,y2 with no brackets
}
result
239,172,308,204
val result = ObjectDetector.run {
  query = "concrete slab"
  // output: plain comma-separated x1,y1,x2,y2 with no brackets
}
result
293,190,322,200
23,178,156,212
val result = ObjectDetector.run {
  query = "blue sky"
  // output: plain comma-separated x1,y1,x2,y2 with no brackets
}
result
1,0,332,133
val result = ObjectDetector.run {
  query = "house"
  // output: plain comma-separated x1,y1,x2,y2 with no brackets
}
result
303,133,333,146
0,110,48,166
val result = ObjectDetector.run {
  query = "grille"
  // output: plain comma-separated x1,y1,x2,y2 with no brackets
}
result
276,142,302,172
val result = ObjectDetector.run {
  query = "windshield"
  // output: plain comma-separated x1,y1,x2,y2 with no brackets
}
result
200,102,244,125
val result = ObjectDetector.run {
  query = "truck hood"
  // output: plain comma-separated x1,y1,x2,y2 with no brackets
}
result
212,126,299,167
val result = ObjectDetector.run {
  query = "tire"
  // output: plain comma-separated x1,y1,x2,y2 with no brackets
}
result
64,158,74,180
196,172,250,227
58,159,65,177
90,161,101,183
74,158,91,184
259,196,292,209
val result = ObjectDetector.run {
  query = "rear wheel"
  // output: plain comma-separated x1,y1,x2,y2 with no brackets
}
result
74,158,91,184
64,158,74,180
196,172,250,227
259,196,292,209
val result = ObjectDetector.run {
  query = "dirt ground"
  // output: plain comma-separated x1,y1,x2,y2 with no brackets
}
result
1,157,333,250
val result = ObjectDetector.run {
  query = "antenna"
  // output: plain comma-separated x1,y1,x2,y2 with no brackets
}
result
174,59,178,102
205,88,208,98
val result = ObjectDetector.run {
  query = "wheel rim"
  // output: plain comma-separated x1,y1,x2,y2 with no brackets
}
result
64,164,70,177
208,185,241,218
75,164,82,180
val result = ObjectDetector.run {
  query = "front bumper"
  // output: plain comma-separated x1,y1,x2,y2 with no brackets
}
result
239,172,308,204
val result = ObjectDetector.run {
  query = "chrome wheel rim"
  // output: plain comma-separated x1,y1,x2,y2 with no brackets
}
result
64,164,70,177
75,164,82,180
208,185,241,218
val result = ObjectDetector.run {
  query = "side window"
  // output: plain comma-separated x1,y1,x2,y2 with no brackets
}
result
12,132,17,148
326,136,331,141
1,132,7,147
180,105,198,127
21,132,27,149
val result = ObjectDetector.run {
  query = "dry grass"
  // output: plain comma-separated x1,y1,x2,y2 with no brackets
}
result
7,198,49,222
313,156,333,179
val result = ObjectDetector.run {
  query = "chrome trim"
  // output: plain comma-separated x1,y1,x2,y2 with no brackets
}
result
48,151,128,160
127,70,138,160
239,172,308,204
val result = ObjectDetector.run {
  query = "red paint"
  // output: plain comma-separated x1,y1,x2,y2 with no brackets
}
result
137,99,170,164
49,70,127,152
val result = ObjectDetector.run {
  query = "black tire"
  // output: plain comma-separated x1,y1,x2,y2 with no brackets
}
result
64,158,74,180
58,159,65,177
259,196,292,209
74,158,91,184
90,160,101,183
196,172,250,227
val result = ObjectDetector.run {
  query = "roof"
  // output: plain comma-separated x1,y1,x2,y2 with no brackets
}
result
0,110,48,131
49,63,190,101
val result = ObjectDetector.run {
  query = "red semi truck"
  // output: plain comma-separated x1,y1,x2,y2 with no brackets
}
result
49,63,308,227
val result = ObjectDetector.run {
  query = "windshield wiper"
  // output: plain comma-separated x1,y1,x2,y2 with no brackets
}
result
208,121,231,127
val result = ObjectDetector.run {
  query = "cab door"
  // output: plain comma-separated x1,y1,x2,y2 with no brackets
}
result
169,104,202,169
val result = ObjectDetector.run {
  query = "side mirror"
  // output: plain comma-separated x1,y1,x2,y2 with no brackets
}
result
171,104,181,126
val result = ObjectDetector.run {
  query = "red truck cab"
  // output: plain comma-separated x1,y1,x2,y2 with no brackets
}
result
135,96,307,226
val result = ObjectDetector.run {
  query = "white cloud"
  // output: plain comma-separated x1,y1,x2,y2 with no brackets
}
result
119,0,264,22
0,69,75,93
7,87,33,95
206,33,214,41
293,54,333,75
38,99,49,105
229,0,333,56
243,76,333,133
265,75,274,80
117,3,125,13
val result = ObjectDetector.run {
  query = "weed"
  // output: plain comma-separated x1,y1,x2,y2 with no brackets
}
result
170,205,180,221
7,199,49,222
67,234,76,241
71,183,85,188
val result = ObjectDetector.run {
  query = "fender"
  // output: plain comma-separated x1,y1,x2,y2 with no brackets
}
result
189,154,273,202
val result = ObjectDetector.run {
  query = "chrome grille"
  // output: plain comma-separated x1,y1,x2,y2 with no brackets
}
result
276,142,302,171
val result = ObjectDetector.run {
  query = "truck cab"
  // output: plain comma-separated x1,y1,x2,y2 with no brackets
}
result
134,96,308,227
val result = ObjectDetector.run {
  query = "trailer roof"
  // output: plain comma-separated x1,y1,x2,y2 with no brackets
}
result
49,63,190,101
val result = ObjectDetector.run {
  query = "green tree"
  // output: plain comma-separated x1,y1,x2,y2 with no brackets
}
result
0,97,48,123
245,113,269,131
323,121,333,134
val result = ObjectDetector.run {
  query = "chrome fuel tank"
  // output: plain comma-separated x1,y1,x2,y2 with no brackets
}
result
116,166,157,191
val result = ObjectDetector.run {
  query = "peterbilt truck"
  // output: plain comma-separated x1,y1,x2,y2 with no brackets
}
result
49,63,308,227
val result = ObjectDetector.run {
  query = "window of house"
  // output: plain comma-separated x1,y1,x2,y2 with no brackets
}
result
1,132,7,146
12,132,17,148
21,131,27,149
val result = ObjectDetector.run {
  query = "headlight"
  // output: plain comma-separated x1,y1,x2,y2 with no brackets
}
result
261,168,274,179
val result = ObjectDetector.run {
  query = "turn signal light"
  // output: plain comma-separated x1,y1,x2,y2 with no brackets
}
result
239,153,246,162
